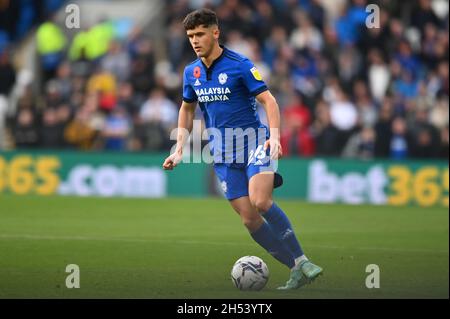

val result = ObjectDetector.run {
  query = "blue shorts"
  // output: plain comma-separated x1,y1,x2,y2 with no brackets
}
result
213,147,281,200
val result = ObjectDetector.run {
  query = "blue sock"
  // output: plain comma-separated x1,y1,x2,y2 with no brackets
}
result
250,221,295,268
263,202,304,259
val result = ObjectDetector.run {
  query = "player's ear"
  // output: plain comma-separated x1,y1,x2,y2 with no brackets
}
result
212,26,220,40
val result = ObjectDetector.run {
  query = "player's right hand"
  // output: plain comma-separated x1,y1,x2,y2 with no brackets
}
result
162,151,183,170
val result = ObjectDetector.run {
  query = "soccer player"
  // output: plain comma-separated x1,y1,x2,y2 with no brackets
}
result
162,8,323,289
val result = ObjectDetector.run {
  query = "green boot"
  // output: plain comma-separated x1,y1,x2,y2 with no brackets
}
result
277,260,323,290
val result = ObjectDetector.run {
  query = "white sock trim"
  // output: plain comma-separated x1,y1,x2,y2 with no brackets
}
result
294,255,308,266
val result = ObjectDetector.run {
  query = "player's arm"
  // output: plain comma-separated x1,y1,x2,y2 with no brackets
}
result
256,90,283,160
162,100,197,170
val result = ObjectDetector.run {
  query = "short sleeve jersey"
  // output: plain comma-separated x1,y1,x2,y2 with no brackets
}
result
182,45,269,165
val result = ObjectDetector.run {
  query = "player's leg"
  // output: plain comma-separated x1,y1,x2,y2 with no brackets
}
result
248,171,323,289
248,172,306,263
229,196,295,269
213,163,295,268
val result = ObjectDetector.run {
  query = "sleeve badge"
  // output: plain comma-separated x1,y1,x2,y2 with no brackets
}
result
250,66,263,81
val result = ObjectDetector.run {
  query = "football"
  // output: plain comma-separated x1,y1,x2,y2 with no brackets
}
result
231,256,269,291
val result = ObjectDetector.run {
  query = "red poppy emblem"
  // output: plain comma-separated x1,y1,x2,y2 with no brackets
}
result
193,66,201,78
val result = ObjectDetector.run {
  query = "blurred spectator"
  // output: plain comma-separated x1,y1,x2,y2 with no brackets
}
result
337,46,363,90
44,79,65,109
52,62,73,101
374,98,394,157
267,58,291,106
358,8,390,58
252,0,276,45
291,52,321,99
166,20,190,70
116,82,141,118
226,30,252,59
129,38,156,96
87,68,117,112
69,20,114,62
280,94,315,156
139,88,178,130
342,126,376,159
134,88,178,151
412,0,443,32
289,10,323,52
101,41,131,82
389,117,410,160
101,107,131,151
0,1,17,42
1,0,65,42
0,95,8,148
36,21,67,83
335,0,368,47
415,81,435,112
0,50,15,95
40,105,69,148
409,108,441,158
329,88,358,150
312,100,340,156
386,18,406,55
64,106,98,150
439,126,449,159
0,49,14,147
12,108,40,148
411,127,438,158
436,61,449,96
353,80,377,128
262,26,288,68
307,0,326,32
421,23,445,70
394,40,421,79
429,95,449,129
393,68,419,101
367,48,390,102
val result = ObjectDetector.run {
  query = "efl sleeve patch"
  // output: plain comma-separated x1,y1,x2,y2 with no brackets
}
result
241,59,267,95
250,67,263,81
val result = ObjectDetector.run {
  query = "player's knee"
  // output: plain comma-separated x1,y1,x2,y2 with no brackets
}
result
251,198,272,213
241,215,263,232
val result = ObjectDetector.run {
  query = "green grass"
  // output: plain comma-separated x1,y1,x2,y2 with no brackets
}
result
0,195,448,299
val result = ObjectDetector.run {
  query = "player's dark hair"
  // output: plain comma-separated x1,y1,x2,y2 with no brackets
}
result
183,8,219,30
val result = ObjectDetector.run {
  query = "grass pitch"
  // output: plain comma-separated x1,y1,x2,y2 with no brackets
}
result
0,196,448,299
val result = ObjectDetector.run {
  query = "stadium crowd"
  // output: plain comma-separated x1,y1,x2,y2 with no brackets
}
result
0,0,448,160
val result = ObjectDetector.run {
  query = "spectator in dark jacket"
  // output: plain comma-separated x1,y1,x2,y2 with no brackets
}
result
312,100,340,156
374,98,394,157
409,108,440,158
0,50,15,95
13,108,40,148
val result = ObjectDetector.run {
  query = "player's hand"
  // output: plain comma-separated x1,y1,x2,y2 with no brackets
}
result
264,138,283,160
162,151,183,170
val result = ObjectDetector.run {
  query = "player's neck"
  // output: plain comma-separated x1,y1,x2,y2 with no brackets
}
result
201,44,223,68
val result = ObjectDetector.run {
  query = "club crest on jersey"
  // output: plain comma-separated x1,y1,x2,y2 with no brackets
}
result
250,66,262,81
221,181,227,193
218,73,228,85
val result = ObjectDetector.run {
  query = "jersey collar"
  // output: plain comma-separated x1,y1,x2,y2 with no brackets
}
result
201,44,226,74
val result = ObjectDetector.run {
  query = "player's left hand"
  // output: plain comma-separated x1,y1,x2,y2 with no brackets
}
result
264,138,283,160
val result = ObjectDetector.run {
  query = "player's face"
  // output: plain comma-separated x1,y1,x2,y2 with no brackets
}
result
186,25,219,58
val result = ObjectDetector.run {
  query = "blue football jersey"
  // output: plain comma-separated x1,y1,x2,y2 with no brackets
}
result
182,45,269,165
